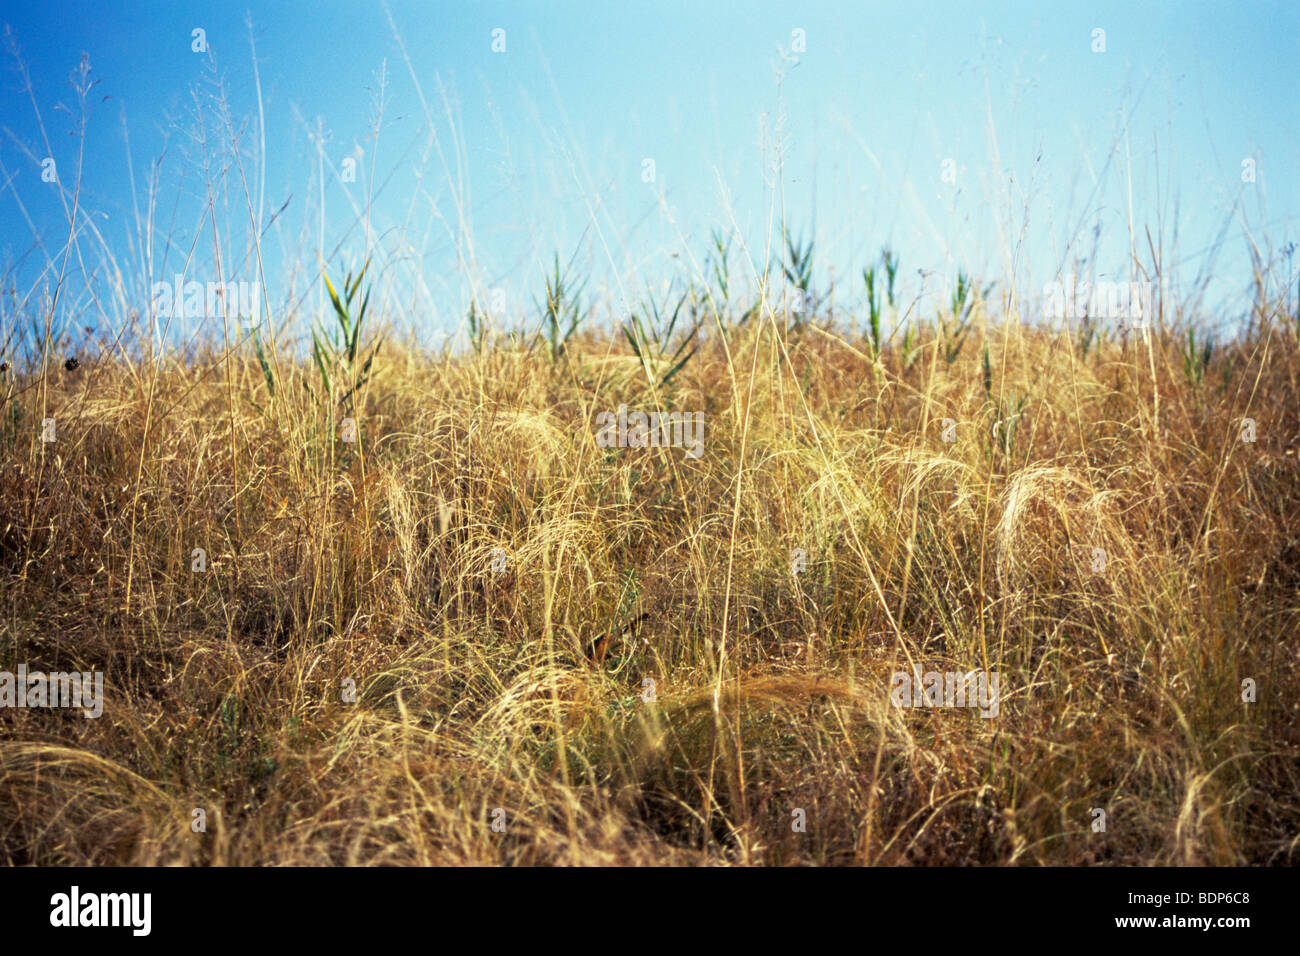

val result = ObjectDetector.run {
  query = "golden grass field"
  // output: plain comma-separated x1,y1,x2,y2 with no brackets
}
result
1,283,1297,865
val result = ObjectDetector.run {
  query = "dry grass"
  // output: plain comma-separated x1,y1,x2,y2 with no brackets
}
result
2,300,1298,866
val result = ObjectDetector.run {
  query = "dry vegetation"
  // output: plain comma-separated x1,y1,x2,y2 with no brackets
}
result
2,281,1298,865
1,25,1297,868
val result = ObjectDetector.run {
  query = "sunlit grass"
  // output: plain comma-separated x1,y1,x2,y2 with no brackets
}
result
1,289,1297,864
1,20,1297,867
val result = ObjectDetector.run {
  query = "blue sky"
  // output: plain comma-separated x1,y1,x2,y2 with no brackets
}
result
1,0,1297,350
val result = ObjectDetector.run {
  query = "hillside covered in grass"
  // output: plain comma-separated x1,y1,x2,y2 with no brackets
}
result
1,281,1298,865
